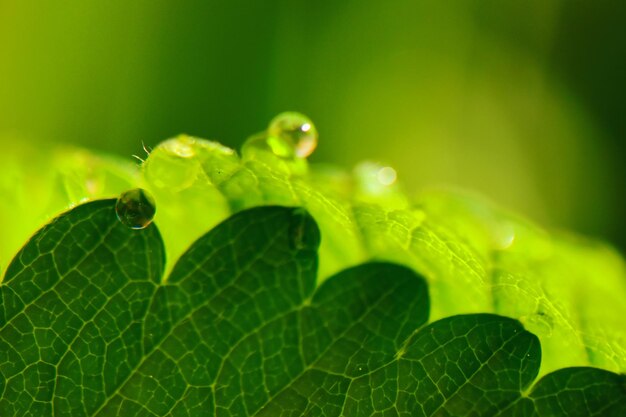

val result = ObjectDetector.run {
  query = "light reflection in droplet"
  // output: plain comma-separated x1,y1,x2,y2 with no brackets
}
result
115,188,156,230
161,136,196,158
494,222,516,250
268,112,318,158
377,166,397,186
142,135,202,191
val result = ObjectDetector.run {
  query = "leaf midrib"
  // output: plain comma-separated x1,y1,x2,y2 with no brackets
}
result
91,216,286,417
254,272,407,416
428,329,528,417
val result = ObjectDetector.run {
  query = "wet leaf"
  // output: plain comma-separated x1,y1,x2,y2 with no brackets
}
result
1,202,623,416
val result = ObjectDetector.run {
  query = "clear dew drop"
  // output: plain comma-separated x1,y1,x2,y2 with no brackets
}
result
142,135,201,191
115,188,156,230
241,133,286,160
161,136,196,158
376,166,397,186
493,221,516,250
268,112,318,158
355,162,400,194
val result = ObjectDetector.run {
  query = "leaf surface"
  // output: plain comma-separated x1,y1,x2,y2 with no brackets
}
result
1,140,625,377
2,201,624,416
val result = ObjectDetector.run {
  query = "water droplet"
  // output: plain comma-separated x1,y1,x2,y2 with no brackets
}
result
241,133,286,159
268,112,318,158
355,162,401,192
493,221,516,250
376,166,397,186
115,188,156,230
240,131,309,177
355,162,399,190
142,135,201,191
161,136,196,158
353,162,407,208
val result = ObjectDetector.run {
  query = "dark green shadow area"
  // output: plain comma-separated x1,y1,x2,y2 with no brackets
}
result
1,201,624,416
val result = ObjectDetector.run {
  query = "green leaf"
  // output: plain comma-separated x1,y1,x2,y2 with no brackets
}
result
0,145,138,278
151,137,626,377
1,136,625,378
496,367,626,417
2,201,624,416
0,200,164,416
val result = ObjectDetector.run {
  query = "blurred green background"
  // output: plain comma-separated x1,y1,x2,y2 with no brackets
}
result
1,0,624,252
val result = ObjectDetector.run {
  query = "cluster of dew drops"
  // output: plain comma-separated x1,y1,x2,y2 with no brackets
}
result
115,112,320,230
116,111,399,230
